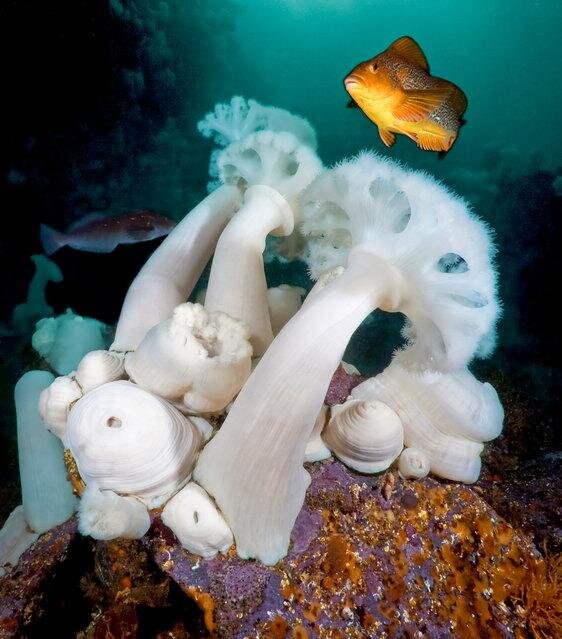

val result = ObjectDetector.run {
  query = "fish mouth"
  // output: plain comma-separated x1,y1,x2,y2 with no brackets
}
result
344,74,361,90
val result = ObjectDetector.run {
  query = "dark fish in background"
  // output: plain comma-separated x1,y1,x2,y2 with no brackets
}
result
344,36,467,153
40,210,176,255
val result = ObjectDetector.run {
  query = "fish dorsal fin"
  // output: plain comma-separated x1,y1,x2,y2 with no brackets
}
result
387,36,429,71
67,212,106,232
435,78,468,114
394,87,451,121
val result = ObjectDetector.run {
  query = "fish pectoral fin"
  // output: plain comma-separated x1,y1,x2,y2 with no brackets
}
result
127,223,154,240
394,88,451,122
387,36,429,71
415,130,455,152
346,98,359,108
378,128,396,147
435,78,468,115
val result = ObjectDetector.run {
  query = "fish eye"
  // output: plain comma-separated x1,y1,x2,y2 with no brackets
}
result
371,63,378,72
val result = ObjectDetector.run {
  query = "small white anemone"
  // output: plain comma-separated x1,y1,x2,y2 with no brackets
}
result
161,483,233,559
352,361,504,483
67,381,202,508
38,375,82,443
267,285,306,336
125,303,252,414
398,447,430,480
75,350,125,393
323,398,404,474
78,485,150,540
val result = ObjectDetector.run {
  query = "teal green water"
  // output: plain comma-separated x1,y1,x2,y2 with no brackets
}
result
32,0,559,220
231,0,562,170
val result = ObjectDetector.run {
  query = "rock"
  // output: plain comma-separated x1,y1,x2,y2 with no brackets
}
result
478,372,562,553
0,518,78,637
479,452,562,553
0,521,207,638
77,539,204,639
324,365,364,406
144,461,543,639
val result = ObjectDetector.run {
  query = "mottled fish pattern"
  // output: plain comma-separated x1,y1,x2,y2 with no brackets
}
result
40,210,176,255
344,36,467,153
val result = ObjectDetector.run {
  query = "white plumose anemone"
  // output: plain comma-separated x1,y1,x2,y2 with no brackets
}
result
352,362,504,483
203,131,321,356
194,153,499,564
113,97,319,353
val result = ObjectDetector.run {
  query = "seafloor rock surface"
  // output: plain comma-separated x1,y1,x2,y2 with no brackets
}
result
324,365,364,407
0,519,78,637
144,461,542,639
1,459,559,638
479,453,562,554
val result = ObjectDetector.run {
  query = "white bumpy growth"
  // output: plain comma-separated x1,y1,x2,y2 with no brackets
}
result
125,303,252,414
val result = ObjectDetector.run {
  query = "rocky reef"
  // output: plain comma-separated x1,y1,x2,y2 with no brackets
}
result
2,457,561,638
146,461,542,638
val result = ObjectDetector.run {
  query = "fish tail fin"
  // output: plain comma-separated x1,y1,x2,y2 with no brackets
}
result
40,224,66,256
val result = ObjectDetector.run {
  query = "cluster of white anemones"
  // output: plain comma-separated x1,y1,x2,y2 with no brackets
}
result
6,96,504,572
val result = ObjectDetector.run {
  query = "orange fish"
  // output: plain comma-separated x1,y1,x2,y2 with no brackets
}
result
344,36,467,154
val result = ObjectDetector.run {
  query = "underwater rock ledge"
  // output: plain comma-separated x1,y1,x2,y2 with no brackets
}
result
145,461,541,639
1,460,558,638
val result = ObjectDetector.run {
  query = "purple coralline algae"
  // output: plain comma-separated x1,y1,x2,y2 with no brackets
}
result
143,461,543,639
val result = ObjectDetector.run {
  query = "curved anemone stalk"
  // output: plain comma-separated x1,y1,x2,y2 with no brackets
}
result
203,131,321,356
195,156,499,565
204,185,293,356
111,185,242,352
195,253,403,564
